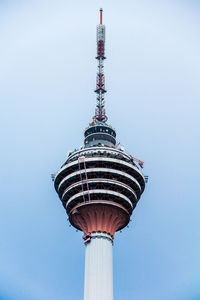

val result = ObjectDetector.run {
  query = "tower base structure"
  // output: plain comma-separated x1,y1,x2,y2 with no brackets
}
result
84,232,113,300
70,202,129,300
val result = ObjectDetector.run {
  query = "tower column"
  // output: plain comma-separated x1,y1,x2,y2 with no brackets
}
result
84,232,113,300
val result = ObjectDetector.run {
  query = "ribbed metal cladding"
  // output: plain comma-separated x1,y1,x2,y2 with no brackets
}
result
54,146,145,231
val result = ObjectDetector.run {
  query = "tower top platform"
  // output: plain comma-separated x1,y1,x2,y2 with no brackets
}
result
84,122,116,147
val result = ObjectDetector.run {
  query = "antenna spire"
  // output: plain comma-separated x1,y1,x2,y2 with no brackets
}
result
100,8,103,24
93,8,107,123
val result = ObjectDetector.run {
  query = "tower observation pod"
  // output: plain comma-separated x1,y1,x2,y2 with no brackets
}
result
54,9,146,300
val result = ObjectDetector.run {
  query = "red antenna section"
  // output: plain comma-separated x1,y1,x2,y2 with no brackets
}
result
100,8,103,24
93,8,107,123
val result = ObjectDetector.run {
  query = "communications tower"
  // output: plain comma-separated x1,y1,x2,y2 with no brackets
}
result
54,9,146,300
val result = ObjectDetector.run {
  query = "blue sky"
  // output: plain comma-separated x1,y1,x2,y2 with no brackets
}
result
0,1,200,299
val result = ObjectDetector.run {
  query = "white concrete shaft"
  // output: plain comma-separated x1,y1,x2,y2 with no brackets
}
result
84,233,113,300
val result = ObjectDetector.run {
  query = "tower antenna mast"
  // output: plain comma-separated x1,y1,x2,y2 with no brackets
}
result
94,8,108,123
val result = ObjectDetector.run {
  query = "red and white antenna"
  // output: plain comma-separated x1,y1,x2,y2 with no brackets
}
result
94,8,108,123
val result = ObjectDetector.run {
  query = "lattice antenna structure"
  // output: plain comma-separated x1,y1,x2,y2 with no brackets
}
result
94,8,108,123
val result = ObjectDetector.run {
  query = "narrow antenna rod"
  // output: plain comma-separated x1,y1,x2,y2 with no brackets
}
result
100,8,103,24
93,8,108,123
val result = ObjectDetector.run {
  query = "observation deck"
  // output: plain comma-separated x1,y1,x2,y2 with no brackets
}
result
54,131,145,237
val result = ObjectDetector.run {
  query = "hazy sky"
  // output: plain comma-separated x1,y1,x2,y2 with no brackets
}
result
0,1,200,300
